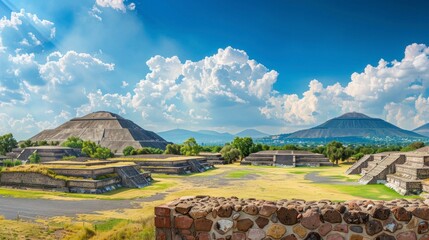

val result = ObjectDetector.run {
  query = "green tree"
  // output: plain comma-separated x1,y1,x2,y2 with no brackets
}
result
61,136,84,149
351,152,365,161
401,141,425,152
220,145,241,163
81,141,98,156
180,138,201,156
326,141,346,165
250,143,264,154
0,133,17,155
19,139,33,148
123,146,136,156
29,152,41,164
92,147,113,159
164,144,182,155
231,137,253,159
211,146,222,153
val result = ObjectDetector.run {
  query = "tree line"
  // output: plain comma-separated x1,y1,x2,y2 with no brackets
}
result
0,133,426,165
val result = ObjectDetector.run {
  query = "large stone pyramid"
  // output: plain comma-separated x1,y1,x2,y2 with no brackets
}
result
30,111,171,153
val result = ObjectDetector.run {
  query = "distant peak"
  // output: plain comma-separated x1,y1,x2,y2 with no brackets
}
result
337,112,370,119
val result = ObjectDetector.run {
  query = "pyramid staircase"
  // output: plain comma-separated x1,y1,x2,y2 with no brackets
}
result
188,159,205,173
116,166,151,188
345,154,373,175
358,154,405,184
17,149,36,161
386,153,429,195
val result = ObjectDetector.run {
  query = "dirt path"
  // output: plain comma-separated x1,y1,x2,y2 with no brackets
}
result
0,196,136,220
304,171,359,185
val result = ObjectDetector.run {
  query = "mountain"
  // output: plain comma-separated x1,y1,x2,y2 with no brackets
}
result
157,128,268,144
283,112,424,139
414,123,429,137
157,129,235,144
235,129,269,138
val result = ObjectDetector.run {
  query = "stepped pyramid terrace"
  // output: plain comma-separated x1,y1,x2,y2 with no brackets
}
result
241,150,333,167
29,111,171,154
346,146,429,195
112,154,214,174
0,160,152,193
7,146,83,162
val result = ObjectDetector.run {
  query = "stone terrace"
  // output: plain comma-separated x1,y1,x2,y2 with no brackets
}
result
156,196,429,240
242,150,333,167
347,147,429,195
112,154,214,174
0,160,152,193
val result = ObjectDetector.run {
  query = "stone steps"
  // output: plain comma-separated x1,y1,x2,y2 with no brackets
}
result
395,164,429,180
116,166,151,188
386,174,422,195
345,154,373,175
358,154,405,185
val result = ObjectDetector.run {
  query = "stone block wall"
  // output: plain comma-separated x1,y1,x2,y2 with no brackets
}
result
51,167,114,178
155,196,429,240
0,172,66,189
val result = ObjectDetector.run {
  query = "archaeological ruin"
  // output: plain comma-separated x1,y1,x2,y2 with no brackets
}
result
198,152,228,165
7,146,83,163
346,146,429,195
155,196,429,240
29,111,171,153
112,154,214,174
0,160,152,193
241,150,333,167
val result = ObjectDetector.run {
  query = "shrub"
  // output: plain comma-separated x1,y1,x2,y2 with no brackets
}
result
29,152,41,164
123,146,135,156
164,144,182,155
3,159,21,167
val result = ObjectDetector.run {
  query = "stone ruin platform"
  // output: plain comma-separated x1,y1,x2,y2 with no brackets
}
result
111,154,214,174
198,152,229,165
155,196,429,240
241,150,333,167
346,147,429,195
8,146,83,163
0,160,152,193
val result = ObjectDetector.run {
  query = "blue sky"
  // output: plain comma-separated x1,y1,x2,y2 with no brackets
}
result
0,0,429,140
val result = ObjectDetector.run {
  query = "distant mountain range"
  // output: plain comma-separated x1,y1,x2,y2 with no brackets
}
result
159,112,428,145
262,112,427,144
157,128,269,144
414,123,429,137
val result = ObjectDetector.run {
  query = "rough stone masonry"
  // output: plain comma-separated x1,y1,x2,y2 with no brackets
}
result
155,196,429,240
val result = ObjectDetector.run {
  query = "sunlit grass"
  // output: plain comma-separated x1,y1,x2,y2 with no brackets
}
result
0,163,423,239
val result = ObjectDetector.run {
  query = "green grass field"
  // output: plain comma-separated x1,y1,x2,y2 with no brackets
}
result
0,163,420,239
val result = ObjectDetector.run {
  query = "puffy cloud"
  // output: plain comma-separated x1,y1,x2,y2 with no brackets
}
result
76,89,131,116
39,51,114,86
127,46,279,126
414,96,429,127
95,0,127,12
0,9,55,51
261,43,429,129
128,3,136,11
0,9,118,137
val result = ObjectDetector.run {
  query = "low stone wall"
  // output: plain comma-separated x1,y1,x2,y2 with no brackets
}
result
155,196,429,240
0,172,66,189
67,177,120,189
51,167,114,178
